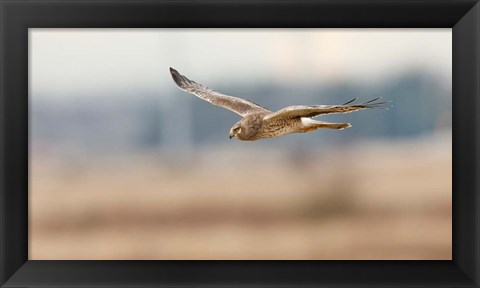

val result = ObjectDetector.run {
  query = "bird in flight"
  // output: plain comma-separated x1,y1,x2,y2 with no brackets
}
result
170,67,387,141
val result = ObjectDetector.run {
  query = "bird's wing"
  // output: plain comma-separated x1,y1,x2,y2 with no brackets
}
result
263,97,387,121
170,68,270,117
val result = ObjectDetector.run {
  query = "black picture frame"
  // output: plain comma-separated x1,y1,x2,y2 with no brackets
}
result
1,0,478,287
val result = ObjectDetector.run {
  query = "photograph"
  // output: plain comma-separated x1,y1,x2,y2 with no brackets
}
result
29,28,452,260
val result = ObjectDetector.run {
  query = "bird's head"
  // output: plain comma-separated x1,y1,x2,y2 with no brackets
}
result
229,123,242,140
229,116,263,140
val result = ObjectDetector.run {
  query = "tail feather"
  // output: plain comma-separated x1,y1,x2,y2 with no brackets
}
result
301,118,351,131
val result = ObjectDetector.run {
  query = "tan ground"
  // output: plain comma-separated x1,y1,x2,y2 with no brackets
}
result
29,137,451,260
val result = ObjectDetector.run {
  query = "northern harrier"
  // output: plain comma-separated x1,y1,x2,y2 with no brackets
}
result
170,67,387,141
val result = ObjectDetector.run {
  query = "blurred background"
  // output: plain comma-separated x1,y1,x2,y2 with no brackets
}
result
29,29,451,260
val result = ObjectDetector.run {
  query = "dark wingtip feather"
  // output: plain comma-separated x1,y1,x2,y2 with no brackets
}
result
169,67,179,78
354,97,392,110
342,97,358,105
169,67,189,89
363,96,382,104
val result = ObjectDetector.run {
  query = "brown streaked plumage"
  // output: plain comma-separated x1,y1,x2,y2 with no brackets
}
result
169,67,388,141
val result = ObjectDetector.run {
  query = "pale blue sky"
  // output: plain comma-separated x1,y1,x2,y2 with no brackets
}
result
30,28,451,100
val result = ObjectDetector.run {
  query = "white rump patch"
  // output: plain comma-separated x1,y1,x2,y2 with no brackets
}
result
301,118,323,125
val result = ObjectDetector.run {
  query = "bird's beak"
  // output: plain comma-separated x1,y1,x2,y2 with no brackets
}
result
229,130,234,139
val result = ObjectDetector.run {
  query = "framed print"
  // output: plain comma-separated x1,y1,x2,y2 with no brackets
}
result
28,28,452,261
1,0,479,287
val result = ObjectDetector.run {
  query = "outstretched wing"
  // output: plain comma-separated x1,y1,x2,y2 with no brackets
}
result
264,97,387,121
170,68,270,117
